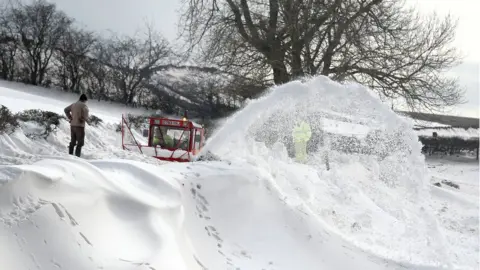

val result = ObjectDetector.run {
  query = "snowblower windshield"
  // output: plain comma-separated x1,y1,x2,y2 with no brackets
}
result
151,125,190,151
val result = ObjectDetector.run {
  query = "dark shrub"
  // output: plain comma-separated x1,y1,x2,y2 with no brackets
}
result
0,105,19,134
88,114,103,127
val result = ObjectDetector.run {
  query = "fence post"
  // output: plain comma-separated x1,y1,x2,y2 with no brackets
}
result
121,114,143,154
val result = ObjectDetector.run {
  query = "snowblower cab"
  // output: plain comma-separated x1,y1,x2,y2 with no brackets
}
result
121,114,205,162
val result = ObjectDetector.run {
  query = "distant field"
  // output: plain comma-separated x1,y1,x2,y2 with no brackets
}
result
398,111,479,129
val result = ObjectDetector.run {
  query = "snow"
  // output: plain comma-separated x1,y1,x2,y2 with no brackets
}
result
416,127,479,139
398,115,452,129
0,76,478,270
0,80,147,124
426,155,479,269
0,158,190,270
321,118,371,138
397,113,479,139
136,147,190,159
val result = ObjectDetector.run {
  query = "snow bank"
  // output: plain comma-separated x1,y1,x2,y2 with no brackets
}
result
1,156,445,270
0,157,197,270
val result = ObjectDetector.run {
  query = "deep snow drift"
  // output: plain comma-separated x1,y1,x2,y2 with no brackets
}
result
0,78,478,270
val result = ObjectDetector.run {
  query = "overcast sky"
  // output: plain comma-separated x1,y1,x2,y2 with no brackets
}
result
16,0,480,117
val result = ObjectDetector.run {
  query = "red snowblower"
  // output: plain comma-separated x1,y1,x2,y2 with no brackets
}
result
121,114,206,162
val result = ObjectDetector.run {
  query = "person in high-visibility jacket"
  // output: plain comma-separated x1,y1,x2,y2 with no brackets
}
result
152,128,173,148
292,120,312,163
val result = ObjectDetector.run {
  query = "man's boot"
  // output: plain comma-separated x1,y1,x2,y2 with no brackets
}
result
75,146,82,157
68,145,74,155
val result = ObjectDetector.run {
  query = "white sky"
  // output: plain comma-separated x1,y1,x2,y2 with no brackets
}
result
407,0,479,118
7,0,479,118
408,0,480,63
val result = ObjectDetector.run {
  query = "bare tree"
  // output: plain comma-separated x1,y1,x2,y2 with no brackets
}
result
98,27,172,105
0,6,19,81
82,39,113,101
6,0,72,85
54,27,95,92
179,0,464,110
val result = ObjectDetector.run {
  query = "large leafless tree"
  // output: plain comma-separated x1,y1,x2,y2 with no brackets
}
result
54,27,95,92
82,40,112,101
6,0,72,85
179,0,464,110
97,27,173,105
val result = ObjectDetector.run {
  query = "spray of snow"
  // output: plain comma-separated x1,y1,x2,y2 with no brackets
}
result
202,76,452,266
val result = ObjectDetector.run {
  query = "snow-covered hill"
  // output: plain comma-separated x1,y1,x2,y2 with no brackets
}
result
0,77,478,270
0,80,147,123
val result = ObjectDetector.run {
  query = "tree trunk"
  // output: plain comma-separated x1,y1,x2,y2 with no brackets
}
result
127,91,135,105
291,42,304,80
271,60,290,84
30,71,37,85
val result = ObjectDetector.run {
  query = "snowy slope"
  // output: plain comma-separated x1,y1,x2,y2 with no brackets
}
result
397,113,479,140
0,77,478,270
0,80,147,123
426,154,479,269
416,127,479,139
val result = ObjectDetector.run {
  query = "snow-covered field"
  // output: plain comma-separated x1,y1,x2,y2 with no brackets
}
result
0,81,147,123
427,154,479,268
0,78,478,270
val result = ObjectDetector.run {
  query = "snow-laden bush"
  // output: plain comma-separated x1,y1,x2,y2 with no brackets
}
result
15,109,65,139
88,114,103,127
0,105,19,134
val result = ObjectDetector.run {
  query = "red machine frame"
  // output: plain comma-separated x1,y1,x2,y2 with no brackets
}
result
121,114,205,162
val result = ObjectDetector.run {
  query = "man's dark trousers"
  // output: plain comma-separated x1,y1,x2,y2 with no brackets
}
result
69,126,85,157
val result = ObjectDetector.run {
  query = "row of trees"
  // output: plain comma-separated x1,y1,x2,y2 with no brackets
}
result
0,0,466,119
0,0,256,119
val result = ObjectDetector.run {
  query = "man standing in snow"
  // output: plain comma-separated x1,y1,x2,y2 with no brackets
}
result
64,94,89,157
